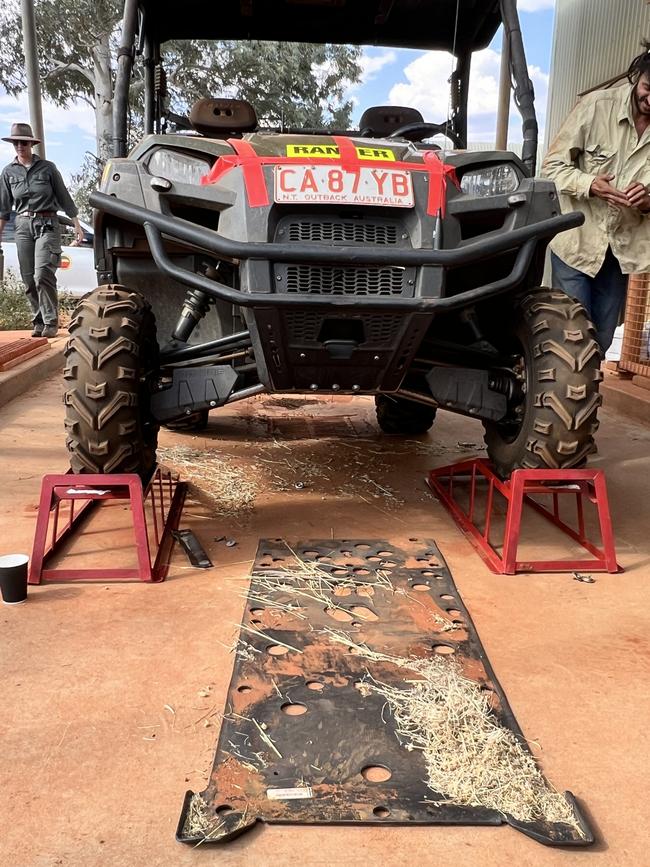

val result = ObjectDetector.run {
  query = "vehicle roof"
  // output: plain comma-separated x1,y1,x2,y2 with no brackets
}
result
138,0,502,53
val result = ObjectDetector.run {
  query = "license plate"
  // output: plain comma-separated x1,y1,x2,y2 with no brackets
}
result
273,164,414,207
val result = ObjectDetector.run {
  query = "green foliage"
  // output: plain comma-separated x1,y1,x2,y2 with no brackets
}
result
0,0,122,159
69,154,104,222
164,40,362,128
0,271,77,330
59,291,78,319
0,271,32,330
0,0,121,104
0,1,363,142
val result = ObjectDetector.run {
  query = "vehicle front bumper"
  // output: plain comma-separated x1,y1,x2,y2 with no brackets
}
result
89,190,583,313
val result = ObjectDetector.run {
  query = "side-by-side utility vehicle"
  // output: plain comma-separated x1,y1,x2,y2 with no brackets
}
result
64,0,600,479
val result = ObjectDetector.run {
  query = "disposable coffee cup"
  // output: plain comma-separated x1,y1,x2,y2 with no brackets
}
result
0,554,29,605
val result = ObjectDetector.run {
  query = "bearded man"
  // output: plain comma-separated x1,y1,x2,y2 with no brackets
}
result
542,42,650,352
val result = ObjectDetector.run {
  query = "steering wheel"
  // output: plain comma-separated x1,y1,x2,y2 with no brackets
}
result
388,121,464,148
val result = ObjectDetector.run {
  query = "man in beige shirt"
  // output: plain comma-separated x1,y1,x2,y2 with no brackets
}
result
541,43,650,351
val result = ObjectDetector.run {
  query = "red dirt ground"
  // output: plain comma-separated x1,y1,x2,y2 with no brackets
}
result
1,378,649,866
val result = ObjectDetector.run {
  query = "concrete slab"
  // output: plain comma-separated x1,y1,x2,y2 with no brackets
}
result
1,375,649,866
600,370,650,425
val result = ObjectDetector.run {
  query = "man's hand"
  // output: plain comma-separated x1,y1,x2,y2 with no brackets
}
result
624,181,650,212
589,173,631,207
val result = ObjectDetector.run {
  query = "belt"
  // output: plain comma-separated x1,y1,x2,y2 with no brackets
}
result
18,210,57,218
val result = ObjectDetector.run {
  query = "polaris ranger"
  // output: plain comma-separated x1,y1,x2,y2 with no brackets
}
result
64,0,600,479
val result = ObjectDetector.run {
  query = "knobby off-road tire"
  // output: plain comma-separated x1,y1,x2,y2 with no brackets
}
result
483,288,602,477
375,394,437,435
63,286,160,479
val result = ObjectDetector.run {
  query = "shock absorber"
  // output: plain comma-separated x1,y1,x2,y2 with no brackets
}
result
488,369,523,404
172,288,211,342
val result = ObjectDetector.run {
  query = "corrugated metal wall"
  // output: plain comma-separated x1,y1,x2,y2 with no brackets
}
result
545,0,650,148
465,141,545,165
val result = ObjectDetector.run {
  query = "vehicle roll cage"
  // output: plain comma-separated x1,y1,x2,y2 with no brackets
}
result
112,0,538,174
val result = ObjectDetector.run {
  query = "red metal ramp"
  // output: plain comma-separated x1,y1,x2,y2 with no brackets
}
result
29,466,186,584
427,458,620,574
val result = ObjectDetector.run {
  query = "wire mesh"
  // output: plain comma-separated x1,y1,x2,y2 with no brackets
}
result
619,274,650,377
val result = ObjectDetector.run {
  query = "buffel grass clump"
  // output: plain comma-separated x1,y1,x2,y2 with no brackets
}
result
325,630,581,831
157,446,260,516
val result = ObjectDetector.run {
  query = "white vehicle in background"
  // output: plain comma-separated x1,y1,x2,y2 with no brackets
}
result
0,212,96,296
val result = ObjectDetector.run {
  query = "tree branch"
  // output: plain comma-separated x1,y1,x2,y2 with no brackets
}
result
77,93,96,109
43,58,95,87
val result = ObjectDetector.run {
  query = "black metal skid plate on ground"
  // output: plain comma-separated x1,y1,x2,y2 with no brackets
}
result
177,539,593,846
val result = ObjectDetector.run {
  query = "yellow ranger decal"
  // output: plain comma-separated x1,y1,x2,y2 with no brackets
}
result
285,144,396,161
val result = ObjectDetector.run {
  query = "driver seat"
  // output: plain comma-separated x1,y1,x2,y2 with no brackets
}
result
189,97,257,138
359,105,424,137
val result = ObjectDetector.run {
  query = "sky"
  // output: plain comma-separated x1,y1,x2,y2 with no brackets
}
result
0,0,556,183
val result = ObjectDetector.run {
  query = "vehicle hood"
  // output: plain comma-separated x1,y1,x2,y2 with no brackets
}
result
238,133,427,165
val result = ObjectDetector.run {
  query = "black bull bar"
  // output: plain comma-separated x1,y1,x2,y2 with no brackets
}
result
90,191,583,313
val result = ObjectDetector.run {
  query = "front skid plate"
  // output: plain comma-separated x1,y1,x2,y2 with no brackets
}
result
177,539,594,847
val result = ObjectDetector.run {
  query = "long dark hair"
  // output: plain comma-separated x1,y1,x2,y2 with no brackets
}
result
627,40,650,83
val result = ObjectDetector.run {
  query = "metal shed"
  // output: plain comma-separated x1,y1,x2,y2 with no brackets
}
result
545,0,650,146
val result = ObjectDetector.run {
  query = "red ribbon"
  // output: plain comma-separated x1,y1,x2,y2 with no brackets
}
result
201,139,458,216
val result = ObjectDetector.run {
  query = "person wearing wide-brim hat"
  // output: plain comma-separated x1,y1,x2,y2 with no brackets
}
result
0,122,84,338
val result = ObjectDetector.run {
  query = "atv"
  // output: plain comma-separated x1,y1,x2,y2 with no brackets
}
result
64,0,601,480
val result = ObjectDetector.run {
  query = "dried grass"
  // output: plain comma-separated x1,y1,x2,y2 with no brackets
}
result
256,435,405,506
246,545,398,615
183,792,250,844
160,406,449,513
257,446,334,492
324,630,581,831
158,446,260,516
431,612,461,632
182,793,223,839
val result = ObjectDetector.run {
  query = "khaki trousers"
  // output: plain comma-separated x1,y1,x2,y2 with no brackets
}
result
14,215,62,328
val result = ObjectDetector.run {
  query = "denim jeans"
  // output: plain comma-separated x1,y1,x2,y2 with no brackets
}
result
550,248,628,352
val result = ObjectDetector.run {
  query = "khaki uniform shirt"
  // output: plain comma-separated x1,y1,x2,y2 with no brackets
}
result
0,155,78,221
541,82,650,277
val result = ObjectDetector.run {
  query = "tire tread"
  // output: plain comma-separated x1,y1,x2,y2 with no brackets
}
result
63,285,159,477
484,288,601,476
376,394,437,435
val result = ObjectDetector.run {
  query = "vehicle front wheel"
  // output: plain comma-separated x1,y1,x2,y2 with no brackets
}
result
483,288,602,477
375,394,437,435
63,285,159,479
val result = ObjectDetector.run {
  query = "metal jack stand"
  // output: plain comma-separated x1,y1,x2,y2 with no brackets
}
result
427,458,620,574
29,466,187,584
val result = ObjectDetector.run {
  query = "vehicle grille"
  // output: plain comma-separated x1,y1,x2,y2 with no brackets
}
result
283,264,408,296
285,310,404,344
285,220,399,245
274,214,413,296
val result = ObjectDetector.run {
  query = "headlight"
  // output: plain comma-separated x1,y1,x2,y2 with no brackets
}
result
460,164,520,197
147,149,211,185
